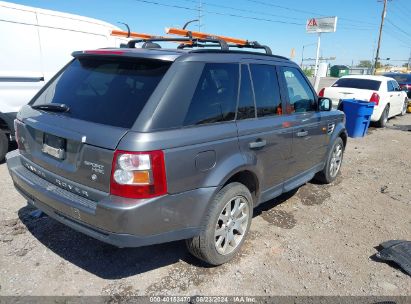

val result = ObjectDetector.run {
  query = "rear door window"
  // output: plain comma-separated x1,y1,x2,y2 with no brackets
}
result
250,64,282,117
183,63,239,126
237,64,256,120
391,80,400,91
32,57,171,128
387,81,395,92
332,78,381,91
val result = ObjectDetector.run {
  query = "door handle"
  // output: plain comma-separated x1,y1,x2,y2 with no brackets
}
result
249,139,266,149
297,130,308,137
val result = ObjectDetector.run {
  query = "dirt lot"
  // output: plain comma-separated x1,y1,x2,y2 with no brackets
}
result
0,115,410,297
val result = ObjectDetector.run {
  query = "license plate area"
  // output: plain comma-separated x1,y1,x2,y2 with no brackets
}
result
42,133,66,160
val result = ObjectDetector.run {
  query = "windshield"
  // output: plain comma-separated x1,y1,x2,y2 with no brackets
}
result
32,57,171,128
332,78,381,91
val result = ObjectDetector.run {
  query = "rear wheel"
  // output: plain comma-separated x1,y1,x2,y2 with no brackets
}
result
315,137,344,184
186,182,253,265
400,99,407,116
0,131,8,162
376,105,389,128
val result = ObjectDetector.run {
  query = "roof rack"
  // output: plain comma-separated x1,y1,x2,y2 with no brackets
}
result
165,28,272,55
111,29,164,40
122,28,272,55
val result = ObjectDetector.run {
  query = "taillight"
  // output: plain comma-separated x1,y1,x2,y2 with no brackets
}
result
110,150,167,199
369,92,380,106
318,88,325,97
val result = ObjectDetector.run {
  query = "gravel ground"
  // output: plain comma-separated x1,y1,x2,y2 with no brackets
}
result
0,114,410,297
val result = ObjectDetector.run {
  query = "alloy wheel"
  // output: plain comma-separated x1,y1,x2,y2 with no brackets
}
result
329,143,343,178
214,196,249,255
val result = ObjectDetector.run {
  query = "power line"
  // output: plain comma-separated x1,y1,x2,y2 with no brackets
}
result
244,0,378,26
176,0,303,21
132,0,306,26
383,27,410,46
389,2,411,24
385,18,411,38
178,0,376,30
396,0,411,15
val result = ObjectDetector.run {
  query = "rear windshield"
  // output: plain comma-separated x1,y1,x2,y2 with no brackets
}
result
386,74,411,84
332,78,381,91
32,57,171,128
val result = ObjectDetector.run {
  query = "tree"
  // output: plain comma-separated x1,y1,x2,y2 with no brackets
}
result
358,60,372,68
302,68,313,77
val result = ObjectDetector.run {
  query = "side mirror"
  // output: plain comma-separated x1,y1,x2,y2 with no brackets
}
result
319,97,332,111
401,86,408,92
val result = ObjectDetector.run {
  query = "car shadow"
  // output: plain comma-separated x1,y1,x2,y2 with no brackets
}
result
253,188,299,217
18,186,302,279
17,205,208,280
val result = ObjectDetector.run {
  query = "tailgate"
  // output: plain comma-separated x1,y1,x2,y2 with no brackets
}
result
16,108,127,193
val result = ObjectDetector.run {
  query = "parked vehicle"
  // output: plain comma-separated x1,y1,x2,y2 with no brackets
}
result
6,30,347,265
383,73,411,99
0,1,128,160
319,75,408,127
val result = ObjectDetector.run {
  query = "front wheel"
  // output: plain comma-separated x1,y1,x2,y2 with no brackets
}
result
186,182,253,265
315,137,344,184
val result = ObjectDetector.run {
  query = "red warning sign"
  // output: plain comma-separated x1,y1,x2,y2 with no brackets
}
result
307,18,317,27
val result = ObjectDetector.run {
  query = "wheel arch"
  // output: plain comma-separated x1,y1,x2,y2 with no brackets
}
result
221,169,260,205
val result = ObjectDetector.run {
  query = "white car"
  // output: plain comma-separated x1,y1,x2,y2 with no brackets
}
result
319,75,408,127
0,1,128,160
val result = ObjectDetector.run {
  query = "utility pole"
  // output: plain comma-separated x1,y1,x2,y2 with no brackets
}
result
374,0,388,75
408,48,411,70
198,0,203,31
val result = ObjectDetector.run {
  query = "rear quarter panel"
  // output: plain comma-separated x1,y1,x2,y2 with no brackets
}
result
118,122,249,194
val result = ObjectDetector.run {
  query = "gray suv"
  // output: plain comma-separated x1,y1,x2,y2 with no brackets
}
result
6,38,347,265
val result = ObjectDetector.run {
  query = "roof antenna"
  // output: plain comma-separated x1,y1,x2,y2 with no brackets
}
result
182,19,199,30
117,22,131,38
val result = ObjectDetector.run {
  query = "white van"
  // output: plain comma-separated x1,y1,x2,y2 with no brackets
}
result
0,1,128,160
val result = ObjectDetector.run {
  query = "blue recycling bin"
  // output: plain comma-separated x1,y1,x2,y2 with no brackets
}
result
341,99,375,138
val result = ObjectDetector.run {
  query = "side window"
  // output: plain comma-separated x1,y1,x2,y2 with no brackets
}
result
391,81,399,91
387,81,395,92
237,64,256,120
183,63,239,126
250,64,282,117
282,67,316,113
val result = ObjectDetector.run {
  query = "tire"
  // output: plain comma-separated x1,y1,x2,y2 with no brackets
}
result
400,99,407,116
0,131,8,162
376,105,389,128
186,182,253,266
315,137,344,184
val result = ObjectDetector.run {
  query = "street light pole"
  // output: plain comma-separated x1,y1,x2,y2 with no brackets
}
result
314,33,321,76
301,43,316,69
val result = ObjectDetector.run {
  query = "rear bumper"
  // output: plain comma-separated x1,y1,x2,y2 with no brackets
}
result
6,150,215,248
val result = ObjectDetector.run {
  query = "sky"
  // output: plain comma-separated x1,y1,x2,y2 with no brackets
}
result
10,0,411,66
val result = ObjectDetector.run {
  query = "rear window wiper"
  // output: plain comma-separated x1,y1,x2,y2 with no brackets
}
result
31,103,70,113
